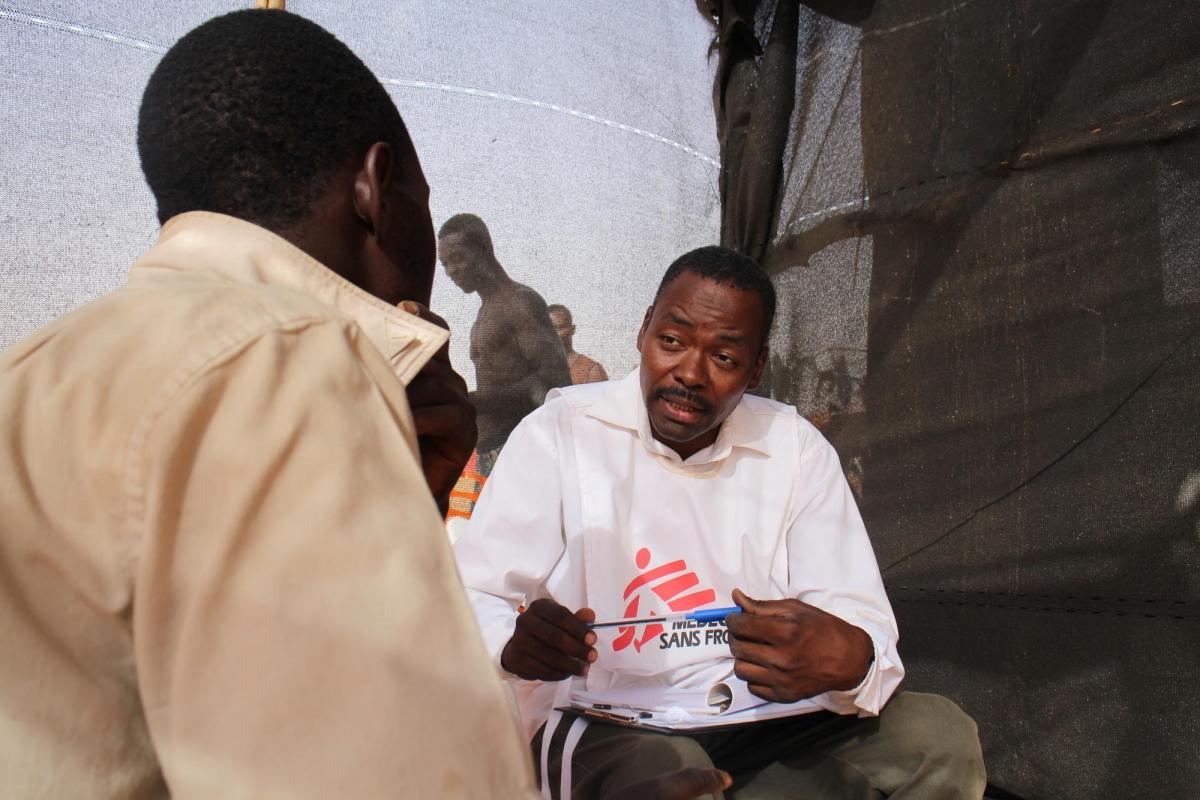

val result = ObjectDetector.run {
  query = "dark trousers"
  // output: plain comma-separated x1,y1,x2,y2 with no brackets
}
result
531,691,986,800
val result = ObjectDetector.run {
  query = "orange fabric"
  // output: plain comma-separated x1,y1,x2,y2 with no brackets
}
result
446,451,487,520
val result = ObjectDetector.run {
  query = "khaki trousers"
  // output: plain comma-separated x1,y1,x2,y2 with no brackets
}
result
531,691,986,800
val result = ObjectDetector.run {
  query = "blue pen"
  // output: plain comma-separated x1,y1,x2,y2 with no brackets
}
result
588,605,741,628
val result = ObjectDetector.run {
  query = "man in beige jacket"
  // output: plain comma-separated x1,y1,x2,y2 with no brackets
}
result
0,10,538,798
0,10,735,798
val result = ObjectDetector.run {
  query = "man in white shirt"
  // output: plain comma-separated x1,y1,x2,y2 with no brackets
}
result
455,246,986,798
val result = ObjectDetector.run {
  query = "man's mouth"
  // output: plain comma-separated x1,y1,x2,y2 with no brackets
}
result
655,390,710,425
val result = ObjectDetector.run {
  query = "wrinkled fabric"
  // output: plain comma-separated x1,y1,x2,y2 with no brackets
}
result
455,371,901,741
705,0,798,263
0,213,537,798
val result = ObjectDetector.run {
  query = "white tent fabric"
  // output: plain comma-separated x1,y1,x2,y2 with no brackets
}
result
0,2,720,387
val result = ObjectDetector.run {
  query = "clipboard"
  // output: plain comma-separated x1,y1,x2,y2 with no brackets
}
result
554,703,763,735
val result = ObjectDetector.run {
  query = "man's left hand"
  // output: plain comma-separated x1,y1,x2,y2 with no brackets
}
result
401,301,477,518
726,587,873,703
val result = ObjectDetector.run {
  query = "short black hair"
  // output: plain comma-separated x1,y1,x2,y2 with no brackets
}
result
438,213,494,256
654,246,776,347
547,303,571,320
138,10,410,229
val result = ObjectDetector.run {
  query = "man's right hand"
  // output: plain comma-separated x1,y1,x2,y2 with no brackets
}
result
399,301,477,518
500,598,597,681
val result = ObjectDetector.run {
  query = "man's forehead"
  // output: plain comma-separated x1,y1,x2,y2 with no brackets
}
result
442,230,489,259
654,275,761,328
437,232,470,257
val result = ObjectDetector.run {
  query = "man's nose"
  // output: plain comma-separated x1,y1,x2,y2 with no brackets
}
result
673,347,707,389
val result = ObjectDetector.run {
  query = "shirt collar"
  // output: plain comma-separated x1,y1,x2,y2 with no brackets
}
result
585,369,774,467
131,212,448,385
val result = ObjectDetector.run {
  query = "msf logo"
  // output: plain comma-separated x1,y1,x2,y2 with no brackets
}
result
612,547,717,653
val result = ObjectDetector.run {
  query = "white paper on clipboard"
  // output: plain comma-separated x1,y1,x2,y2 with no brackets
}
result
560,681,826,732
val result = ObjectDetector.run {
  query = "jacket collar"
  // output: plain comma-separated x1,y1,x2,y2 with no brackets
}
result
585,370,773,466
131,212,448,385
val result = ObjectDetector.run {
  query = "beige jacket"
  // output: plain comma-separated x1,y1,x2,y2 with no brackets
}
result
0,213,536,798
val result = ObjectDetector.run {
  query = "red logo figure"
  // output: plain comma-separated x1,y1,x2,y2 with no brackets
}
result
612,547,717,653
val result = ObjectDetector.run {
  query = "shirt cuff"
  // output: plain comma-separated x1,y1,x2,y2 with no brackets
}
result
819,631,895,717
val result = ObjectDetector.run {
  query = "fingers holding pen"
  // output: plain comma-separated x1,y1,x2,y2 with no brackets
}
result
501,599,598,682
525,602,597,663
508,641,586,682
726,588,794,645
728,586,875,700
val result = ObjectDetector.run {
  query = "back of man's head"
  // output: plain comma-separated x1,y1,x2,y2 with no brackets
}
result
138,10,409,230
438,213,494,257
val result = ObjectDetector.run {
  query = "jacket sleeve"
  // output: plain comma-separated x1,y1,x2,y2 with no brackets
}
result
130,318,536,799
784,422,905,717
452,402,568,671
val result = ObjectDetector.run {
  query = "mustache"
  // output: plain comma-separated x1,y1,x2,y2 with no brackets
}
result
654,387,712,412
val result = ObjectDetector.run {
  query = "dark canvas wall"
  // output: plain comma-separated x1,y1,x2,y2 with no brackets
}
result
708,1,1200,796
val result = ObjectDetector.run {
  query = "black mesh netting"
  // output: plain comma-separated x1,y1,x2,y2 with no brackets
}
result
705,1,1200,796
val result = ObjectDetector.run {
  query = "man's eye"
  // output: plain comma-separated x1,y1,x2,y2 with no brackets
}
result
715,353,738,366
660,335,681,346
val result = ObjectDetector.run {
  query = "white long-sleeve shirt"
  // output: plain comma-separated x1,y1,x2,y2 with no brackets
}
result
454,370,903,738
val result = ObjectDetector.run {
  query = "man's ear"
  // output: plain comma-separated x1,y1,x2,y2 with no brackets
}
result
636,305,654,352
746,344,769,391
352,141,395,240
